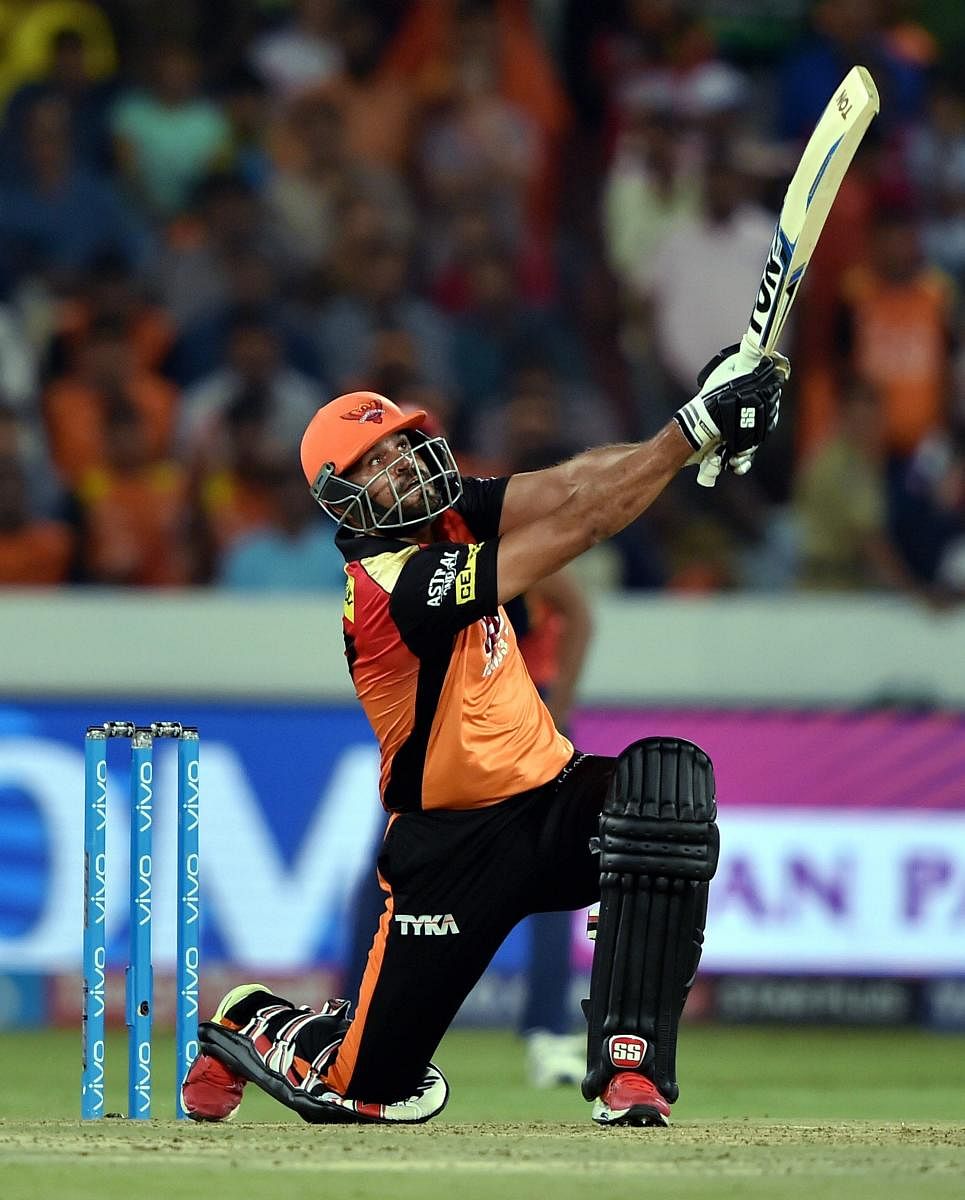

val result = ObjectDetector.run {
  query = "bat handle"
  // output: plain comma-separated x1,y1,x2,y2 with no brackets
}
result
738,333,765,364
696,452,723,488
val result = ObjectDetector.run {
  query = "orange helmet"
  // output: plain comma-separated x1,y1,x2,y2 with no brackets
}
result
300,391,428,480
300,391,462,534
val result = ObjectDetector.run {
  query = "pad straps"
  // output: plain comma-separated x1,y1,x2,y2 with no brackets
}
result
583,738,719,1103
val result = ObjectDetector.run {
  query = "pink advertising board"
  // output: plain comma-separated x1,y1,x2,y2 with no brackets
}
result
570,708,965,811
568,709,965,975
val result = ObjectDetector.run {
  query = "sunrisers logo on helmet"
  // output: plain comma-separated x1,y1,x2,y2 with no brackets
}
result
340,398,384,425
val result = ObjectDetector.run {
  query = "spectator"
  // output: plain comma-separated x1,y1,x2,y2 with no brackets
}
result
906,74,965,284
451,245,610,447
778,0,928,142
50,252,175,376
0,0,116,112
267,93,411,275
72,405,191,586
602,98,699,293
426,197,557,314
44,316,177,486
249,0,343,102
890,423,965,598
306,5,416,172
470,356,600,464
1,26,116,177
150,171,286,328
0,302,38,413
381,0,570,234
676,60,752,149
0,407,19,458
417,6,544,253
583,1,718,159
219,63,273,193
794,376,926,596
218,458,345,591
836,206,954,462
179,310,320,472
0,404,61,519
316,234,452,393
166,246,320,387
194,413,291,574
0,451,72,585
790,135,879,458
111,42,232,222
0,95,147,289
634,152,776,414
612,145,797,590
324,190,398,294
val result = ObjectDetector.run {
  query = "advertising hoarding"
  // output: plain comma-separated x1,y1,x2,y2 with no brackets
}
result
1,703,963,1000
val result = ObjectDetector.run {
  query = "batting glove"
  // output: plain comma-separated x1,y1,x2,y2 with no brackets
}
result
681,341,788,486
695,340,790,395
674,351,785,466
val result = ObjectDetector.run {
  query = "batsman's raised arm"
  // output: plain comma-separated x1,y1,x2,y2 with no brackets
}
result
496,423,690,602
496,349,784,602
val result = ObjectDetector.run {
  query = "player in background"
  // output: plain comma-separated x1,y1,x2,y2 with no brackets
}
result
516,566,594,1084
182,344,786,1127
513,450,594,1087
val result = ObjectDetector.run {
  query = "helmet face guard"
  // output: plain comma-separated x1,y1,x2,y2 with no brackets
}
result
310,431,463,535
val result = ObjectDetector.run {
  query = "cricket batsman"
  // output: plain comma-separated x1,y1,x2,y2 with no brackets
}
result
182,345,786,1127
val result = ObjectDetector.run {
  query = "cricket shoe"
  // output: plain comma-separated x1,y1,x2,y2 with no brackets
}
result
197,1000,449,1124
591,1072,671,1128
181,982,269,1121
525,1031,585,1088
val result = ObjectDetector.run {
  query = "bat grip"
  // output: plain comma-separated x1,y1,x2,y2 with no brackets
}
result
696,453,722,488
737,333,765,365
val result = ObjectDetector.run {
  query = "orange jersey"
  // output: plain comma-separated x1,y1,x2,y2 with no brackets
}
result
45,373,177,486
0,520,73,584
338,476,573,812
842,264,952,454
76,462,191,586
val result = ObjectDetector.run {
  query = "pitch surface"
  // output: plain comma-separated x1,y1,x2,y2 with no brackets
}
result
1,1027,962,1199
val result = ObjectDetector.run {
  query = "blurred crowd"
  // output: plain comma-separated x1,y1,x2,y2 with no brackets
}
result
0,0,963,602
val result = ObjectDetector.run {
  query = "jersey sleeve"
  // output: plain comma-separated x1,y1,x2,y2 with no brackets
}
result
389,540,499,652
455,476,510,540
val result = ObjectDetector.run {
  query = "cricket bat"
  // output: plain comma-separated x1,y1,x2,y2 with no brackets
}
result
697,65,880,486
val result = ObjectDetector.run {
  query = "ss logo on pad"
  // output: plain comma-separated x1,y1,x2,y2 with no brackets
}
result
607,1034,647,1068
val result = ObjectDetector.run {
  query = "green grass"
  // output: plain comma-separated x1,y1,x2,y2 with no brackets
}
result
1,1026,963,1199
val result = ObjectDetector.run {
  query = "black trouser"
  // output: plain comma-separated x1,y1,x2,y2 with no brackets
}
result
326,753,615,1102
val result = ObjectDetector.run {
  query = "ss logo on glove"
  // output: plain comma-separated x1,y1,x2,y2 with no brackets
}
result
739,407,755,428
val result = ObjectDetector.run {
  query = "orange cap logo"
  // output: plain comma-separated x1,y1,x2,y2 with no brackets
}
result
340,398,384,425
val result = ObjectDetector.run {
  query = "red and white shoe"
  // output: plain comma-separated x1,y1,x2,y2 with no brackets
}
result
591,1071,671,1128
181,1053,247,1121
181,983,267,1122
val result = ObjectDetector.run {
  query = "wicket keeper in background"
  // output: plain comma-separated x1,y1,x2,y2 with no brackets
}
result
182,344,786,1127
